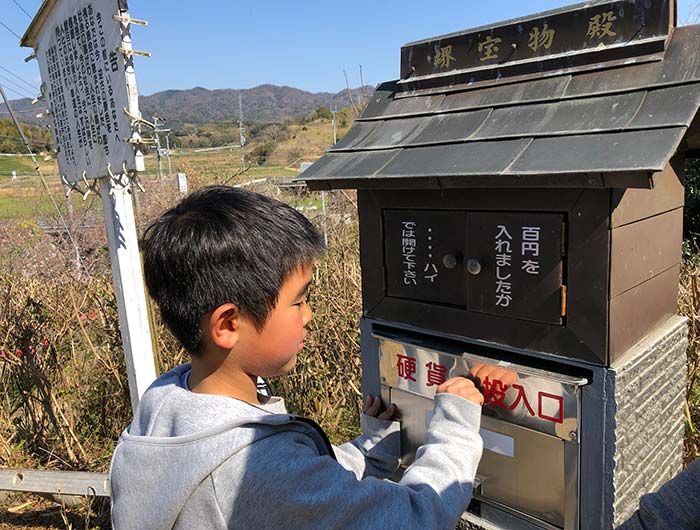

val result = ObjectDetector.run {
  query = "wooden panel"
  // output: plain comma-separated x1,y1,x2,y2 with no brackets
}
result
609,264,680,362
610,208,683,297
611,163,684,228
565,189,610,364
369,296,604,364
360,188,609,364
358,191,385,314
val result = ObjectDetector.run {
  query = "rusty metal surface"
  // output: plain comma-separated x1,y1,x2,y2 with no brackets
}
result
300,18,700,189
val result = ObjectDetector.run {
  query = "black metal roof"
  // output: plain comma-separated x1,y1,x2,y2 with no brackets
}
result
301,24,700,190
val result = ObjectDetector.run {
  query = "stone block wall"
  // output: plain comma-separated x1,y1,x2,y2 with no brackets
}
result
608,317,687,527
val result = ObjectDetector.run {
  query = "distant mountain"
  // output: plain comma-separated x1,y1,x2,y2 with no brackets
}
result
1,84,374,126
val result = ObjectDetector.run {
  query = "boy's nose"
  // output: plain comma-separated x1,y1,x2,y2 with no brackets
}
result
302,301,312,326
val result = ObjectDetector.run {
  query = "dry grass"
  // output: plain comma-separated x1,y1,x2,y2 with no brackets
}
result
0,173,365,528
678,265,700,461
0,157,698,527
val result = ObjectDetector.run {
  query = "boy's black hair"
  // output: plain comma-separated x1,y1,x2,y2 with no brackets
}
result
141,185,325,356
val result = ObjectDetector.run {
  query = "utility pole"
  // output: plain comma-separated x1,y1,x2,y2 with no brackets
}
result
238,94,246,171
331,105,338,145
152,115,171,192
153,115,163,191
165,134,172,183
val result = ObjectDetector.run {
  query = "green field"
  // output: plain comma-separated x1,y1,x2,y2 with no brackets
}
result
0,155,37,176
140,149,298,180
0,150,302,221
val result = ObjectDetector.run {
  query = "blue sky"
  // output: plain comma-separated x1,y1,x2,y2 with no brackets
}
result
1,0,698,100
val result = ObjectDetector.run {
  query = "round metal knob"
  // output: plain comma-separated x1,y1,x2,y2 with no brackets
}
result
442,253,458,269
467,258,482,275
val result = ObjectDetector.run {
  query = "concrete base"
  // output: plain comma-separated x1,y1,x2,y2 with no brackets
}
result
459,315,687,530
606,316,687,527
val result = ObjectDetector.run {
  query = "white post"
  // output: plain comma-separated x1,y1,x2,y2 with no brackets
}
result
108,3,156,414
100,179,156,414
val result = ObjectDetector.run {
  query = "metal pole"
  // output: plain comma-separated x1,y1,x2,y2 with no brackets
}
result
238,94,245,171
165,134,172,185
154,115,163,192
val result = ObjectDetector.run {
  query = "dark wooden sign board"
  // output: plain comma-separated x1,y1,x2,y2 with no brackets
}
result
401,0,673,82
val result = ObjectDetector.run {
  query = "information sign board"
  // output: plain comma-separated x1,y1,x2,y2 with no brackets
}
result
28,0,135,182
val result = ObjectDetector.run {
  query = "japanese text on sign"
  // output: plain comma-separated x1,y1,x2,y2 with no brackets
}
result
521,226,541,275
402,221,417,285
494,223,544,307
46,7,120,166
528,23,556,52
394,356,563,424
495,225,513,307
434,45,455,69
403,0,671,80
32,0,136,183
587,11,617,39
478,36,502,61
482,376,563,424
423,227,438,283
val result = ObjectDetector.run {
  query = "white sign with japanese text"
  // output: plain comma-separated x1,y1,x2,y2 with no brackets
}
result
32,0,134,182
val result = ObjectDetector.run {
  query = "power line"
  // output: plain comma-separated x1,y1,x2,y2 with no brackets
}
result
0,84,84,271
0,83,29,100
10,0,33,19
0,19,22,40
0,65,39,91
0,73,33,99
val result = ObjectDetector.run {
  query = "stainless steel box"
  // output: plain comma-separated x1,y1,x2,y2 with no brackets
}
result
376,332,587,530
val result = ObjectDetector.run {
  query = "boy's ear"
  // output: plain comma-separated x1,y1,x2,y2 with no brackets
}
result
207,303,241,350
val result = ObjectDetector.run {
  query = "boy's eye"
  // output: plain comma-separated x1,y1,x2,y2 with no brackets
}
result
295,294,311,307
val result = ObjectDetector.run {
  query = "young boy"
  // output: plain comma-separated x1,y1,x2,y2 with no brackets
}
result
110,185,484,530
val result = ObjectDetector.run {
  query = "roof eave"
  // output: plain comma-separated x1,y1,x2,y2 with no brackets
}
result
20,0,58,48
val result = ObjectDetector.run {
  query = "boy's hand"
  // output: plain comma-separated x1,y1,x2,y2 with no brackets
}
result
469,362,518,388
436,377,484,406
364,395,398,421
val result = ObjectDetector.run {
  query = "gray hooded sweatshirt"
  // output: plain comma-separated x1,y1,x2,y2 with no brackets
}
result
110,364,483,530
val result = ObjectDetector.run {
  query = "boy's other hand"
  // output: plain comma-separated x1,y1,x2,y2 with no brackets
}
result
364,395,398,421
436,377,485,406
